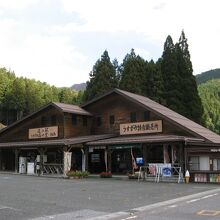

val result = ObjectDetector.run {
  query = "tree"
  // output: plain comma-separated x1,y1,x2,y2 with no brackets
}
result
161,35,183,113
4,77,26,120
119,49,146,95
176,31,203,123
143,59,165,104
83,50,118,101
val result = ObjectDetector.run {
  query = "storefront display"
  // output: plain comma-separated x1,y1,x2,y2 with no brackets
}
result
194,173,207,183
209,174,220,183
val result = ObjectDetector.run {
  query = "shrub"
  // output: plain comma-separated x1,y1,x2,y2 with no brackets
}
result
100,171,112,178
67,170,89,178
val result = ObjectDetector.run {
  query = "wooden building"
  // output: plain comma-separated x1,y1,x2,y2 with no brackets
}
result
0,89,220,183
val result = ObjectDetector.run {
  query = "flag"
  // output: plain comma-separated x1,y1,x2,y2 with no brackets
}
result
131,148,138,170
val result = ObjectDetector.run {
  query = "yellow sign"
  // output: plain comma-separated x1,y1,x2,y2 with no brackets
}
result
28,126,58,139
120,120,162,135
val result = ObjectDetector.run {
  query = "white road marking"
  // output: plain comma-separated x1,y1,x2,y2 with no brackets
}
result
133,188,220,212
0,206,20,211
122,216,137,220
168,205,177,208
186,193,218,204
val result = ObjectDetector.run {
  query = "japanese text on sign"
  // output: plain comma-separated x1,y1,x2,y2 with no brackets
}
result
120,120,162,135
28,126,58,139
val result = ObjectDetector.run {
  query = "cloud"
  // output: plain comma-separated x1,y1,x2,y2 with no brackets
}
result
0,0,220,87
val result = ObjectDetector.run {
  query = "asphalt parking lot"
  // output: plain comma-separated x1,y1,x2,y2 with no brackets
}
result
0,174,218,219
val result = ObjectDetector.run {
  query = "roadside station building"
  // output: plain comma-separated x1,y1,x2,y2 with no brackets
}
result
0,89,220,183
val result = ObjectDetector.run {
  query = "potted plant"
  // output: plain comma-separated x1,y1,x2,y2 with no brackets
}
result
100,171,112,178
127,171,139,179
67,170,89,179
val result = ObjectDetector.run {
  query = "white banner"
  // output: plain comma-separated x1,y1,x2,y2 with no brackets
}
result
64,152,72,176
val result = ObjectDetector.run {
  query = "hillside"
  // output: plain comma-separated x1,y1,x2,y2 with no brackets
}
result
71,83,86,91
198,79,220,134
196,68,220,84
0,68,82,126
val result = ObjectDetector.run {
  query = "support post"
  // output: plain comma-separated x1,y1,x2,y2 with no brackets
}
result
81,147,86,172
14,149,19,173
107,147,112,172
37,148,44,176
143,144,148,166
85,147,89,171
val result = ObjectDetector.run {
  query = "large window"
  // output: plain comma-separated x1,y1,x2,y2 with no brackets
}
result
41,116,47,126
189,156,209,171
213,159,220,171
51,115,57,126
72,114,77,125
96,117,102,127
83,116,87,127
130,112,136,123
109,115,115,125
144,111,150,121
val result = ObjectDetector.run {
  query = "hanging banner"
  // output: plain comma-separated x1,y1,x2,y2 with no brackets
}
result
64,152,72,176
120,120,162,135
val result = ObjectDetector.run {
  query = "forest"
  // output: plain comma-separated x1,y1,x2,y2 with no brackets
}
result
198,80,220,134
0,69,83,125
0,30,219,134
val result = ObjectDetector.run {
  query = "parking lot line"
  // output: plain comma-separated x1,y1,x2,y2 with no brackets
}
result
197,210,220,216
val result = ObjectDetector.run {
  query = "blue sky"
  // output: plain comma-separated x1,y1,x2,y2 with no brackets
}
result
0,0,219,87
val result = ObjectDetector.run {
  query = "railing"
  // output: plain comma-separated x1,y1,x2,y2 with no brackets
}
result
138,164,184,183
43,163,63,175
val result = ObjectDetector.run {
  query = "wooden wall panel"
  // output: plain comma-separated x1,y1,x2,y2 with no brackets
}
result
0,106,64,142
63,113,92,138
85,93,194,137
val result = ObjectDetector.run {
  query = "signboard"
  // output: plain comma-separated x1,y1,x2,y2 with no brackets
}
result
210,149,220,152
28,126,58,139
162,164,172,177
120,120,162,135
148,163,171,177
136,157,144,165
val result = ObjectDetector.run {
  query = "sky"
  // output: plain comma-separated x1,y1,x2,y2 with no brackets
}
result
0,0,219,87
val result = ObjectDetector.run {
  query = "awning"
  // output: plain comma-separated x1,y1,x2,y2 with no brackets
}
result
86,135,205,146
0,134,116,148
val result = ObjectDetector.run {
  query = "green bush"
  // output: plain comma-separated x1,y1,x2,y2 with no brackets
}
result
67,170,89,178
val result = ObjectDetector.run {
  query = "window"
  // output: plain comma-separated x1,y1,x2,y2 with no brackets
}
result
109,115,115,125
83,116,87,127
51,115,57,126
189,156,210,171
199,156,209,170
213,159,220,171
96,117,102,127
72,114,77,125
189,156,199,171
144,111,150,121
41,116,47,126
130,112,136,123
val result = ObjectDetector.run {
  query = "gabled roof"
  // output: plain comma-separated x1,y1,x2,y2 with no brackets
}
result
52,102,92,116
0,102,92,135
0,134,116,148
82,88,220,144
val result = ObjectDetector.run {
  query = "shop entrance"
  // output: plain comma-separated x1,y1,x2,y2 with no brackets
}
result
147,145,164,163
111,146,143,174
71,148,82,170
88,149,106,173
1,149,15,171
